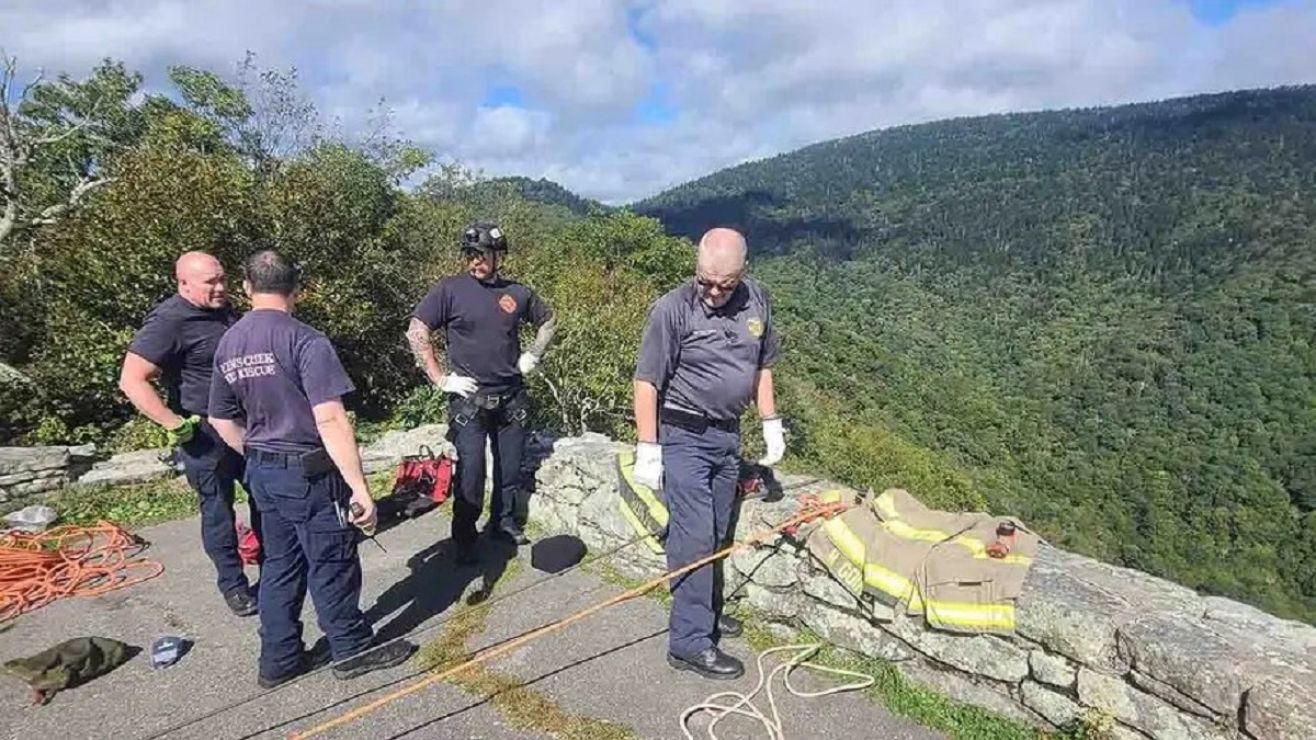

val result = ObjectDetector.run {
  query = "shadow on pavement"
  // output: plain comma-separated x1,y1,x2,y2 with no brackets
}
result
365,534,519,644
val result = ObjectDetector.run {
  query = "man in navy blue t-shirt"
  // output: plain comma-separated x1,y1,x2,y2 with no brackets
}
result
406,221,556,563
119,251,260,617
208,250,414,687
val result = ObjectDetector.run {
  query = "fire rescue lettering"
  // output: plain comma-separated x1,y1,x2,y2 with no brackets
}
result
220,352,278,383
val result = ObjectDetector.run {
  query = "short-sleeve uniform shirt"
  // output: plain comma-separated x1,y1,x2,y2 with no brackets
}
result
634,277,780,421
128,295,238,417
412,274,552,394
208,309,355,454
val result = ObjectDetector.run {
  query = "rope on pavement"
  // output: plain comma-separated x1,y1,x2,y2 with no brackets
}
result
0,521,164,622
288,495,857,740
680,643,876,740
140,531,650,740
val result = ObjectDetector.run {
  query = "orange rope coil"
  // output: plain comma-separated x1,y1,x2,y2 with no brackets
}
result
0,521,165,622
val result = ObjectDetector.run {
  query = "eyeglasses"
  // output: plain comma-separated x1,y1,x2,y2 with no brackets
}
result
462,248,491,262
696,274,741,293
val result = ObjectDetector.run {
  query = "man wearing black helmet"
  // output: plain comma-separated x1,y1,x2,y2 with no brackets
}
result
406,222,556,564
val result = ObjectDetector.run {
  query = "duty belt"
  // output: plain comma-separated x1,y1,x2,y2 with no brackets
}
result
660,406,739,434
247,447,312,466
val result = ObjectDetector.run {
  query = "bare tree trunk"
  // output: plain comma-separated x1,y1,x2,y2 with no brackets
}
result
0,54,114,251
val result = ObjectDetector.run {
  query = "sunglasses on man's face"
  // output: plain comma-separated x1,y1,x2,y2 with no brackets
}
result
696,274,741,293
462,248,493,262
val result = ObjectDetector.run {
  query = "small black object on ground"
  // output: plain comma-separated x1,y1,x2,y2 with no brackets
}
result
530,534,587,574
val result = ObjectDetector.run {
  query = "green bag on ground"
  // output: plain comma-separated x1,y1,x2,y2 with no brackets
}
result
2,636,135,704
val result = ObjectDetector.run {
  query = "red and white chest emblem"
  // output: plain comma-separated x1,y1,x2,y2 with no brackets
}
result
498,294,518,314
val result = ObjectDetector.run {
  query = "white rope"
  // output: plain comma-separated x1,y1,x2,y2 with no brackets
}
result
679,643,877,740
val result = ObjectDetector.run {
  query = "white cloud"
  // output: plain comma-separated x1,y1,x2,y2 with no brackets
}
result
2,0,1314,204
468,105,551,156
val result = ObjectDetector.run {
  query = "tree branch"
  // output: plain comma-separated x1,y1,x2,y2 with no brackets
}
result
0,197,16,247
30,175,112,225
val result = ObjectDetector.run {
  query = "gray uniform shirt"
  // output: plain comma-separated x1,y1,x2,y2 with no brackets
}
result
634,278,780,421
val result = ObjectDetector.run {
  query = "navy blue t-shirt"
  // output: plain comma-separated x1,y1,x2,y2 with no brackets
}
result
207,309,354,453
412,274,552,393
127,295,238,416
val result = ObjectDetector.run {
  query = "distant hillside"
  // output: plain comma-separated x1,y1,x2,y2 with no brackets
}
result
635,86,1316,275
637,87,1316,621
466,176,606,216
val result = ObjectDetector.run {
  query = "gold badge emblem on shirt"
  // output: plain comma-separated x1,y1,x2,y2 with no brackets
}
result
746,317,764,339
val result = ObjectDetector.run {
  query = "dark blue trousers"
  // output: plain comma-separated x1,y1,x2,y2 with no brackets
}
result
447,391,529,547
245,450,374,677
177,421,260,596
662,423,740,658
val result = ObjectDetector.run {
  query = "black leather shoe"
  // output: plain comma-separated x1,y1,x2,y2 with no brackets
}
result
667,647,745,680
332,640,417,680
224,586,257,617
717,613,743,639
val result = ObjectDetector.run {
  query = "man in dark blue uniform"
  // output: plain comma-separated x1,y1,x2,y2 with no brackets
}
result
633,227,786,680
406,221,556,564
119,251,260,617
208,250,414,687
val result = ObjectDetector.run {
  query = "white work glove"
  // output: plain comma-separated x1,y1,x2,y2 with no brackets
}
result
758,418,786,466
633,442,663,490
517,352,540,375
439,373,478,398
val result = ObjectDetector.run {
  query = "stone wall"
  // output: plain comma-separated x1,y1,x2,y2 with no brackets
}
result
0,444,96,504
527,433,1316,740
0,423,458,510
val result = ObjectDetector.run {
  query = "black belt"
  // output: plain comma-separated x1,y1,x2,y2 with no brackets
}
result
247,447,314,466
660,406,739,433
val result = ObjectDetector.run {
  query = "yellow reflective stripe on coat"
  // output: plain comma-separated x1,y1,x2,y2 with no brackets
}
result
617,452,669,527
819,494,923,609
924,600,1016,631
874,492,1031,565
863,561,923,610
617,499,665,555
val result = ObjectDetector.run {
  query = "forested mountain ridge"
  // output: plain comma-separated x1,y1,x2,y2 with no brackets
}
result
636,86,1316,621
1,58,1311,622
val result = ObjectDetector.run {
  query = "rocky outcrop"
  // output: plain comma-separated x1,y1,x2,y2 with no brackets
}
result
527,433,1316,740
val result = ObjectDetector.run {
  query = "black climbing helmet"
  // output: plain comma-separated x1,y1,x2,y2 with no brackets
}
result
460,221,508,254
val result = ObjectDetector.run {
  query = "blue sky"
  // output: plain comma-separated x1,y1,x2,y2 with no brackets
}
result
1190,0,1287,23
3,0,1313,203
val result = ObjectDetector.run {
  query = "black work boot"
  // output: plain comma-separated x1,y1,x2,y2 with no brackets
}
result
224,586,257,617
257,644,331,689
332,640,417,680
490,523,530,546
717,613,743,639
453,539,479,566
667,647,745,680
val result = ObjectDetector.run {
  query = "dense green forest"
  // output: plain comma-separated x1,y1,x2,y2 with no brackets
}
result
0,59,691,452
1,58,1311,623
635,87,1316,621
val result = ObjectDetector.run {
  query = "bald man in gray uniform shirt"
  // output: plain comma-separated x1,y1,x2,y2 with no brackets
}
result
632,227,786,680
